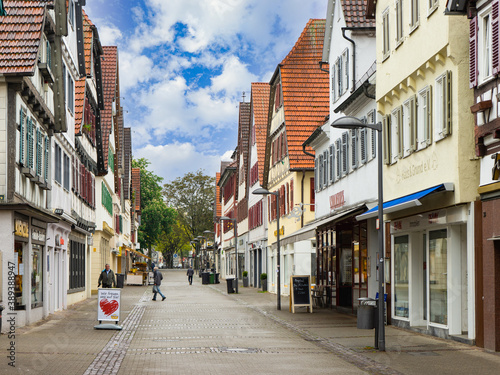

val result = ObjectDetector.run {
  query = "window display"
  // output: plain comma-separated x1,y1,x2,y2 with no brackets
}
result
394,235,409,318
31,244,43,307
429,229,447,325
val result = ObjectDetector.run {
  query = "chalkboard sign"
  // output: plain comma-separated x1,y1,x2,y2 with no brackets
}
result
289,275,313,313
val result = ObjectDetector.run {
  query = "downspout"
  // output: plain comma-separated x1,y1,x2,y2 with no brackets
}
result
341,27,356,94
301,170,305,228
319,61,329,74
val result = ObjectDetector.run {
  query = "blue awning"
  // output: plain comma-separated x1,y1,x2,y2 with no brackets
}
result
356,183,454,221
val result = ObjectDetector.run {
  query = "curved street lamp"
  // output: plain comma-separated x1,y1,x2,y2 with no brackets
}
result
252,187,281,311
331,115,385,351
219,216,238,293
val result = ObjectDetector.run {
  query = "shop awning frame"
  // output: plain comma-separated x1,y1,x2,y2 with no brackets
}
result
356,183,454,221
128,248,151,260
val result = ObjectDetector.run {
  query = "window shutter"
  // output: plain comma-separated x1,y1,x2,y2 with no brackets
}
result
318,154,323,189
344,49,349,92
331,73,336,103
351,129,358,169
444,71,452,136
493,0,500,75
36,128,41,176
360,128,367,164
469,17,478,88
19,109,25,165
342,132,349,175
383,115,391,165
310,178,315,211
329,145,335,183
426,86,433,145
44,136,49,182
290,179,294,212
397,108,403,160
315,158,318,192
92,174,95,208
323,151,328,185
335,139,341,179
410,96,417,152
28,118,34,169
286,182,289,215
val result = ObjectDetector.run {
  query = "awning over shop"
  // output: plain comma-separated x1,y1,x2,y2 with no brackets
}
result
271,203,366,249
129,248,151,260
356,183,454,221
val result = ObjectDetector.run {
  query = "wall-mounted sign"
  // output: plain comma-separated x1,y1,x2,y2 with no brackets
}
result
14,219,29,238
32,228,46,242
329,190,345,211
492,153,500,180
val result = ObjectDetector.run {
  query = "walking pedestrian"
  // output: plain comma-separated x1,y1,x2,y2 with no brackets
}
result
98,264,116,288
187,266,194,285
152,267,166,301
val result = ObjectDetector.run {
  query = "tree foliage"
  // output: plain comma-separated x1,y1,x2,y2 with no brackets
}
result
156,219,191,267
163,170,216,241
132,158,176,251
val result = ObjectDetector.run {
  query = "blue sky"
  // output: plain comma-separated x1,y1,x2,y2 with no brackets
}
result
86,0,328,183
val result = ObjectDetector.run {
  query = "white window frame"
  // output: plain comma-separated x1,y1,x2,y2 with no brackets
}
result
329,144,335,183
318,154,324,190
351,129,358,170
410,0,420,32
391,106,402,163
478,7,493,84
402,96,416,157
367,109,377,160
417,86,432,150
341,132,349,175
342,48,349,94
335,139,341,179
395,0,404,47
323,150,328,187
382,8,391,60
434,71,452,141
428,0,439,16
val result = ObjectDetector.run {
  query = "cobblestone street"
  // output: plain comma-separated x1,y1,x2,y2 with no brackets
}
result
2,270,500,375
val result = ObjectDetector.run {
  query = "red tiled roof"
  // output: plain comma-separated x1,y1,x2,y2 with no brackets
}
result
132,167,141,212
341,0,376,28
74,76,85,133
0,1,49,74
237,102,251,195
83,10,93,76
250,83,270,185
101,46,118,171
215,172,221,217
279,19,329,170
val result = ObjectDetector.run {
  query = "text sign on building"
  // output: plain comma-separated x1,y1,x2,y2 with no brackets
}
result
14,219,29,238
329,190,345,211
97,288,121,322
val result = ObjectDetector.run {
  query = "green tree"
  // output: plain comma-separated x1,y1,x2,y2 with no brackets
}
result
132,158,176,253
157,219,191,267
163,170,216,241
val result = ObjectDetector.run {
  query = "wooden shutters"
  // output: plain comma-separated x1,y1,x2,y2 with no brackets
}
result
383,115,391,165
36,128,42,176
351,129,358,169
329,145,335,183
19,108,25,165
310,178,315,211
470,16,478,88
27,117,34,169
493,0,499,75
44,136,49,182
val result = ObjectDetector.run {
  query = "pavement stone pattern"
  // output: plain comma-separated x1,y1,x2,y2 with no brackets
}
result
2,270,500,375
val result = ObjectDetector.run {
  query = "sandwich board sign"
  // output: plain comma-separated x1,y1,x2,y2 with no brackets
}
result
95,288,122,330
289,275,313,313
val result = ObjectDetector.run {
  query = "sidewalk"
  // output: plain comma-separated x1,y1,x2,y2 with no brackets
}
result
213,277,500,375
1,270,500,375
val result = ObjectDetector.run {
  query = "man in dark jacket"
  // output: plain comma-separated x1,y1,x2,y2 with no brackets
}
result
187,266,194,285
98,264,116,288
152,267,166,301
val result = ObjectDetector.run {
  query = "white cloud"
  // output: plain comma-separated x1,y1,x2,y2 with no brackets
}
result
134,142,223,182
98,24,123,45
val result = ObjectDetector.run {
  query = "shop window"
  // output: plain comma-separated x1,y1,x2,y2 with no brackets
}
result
69,240,86,291
31,245,43,308
14,242,25,310
394,235,409,318
429,229,447,325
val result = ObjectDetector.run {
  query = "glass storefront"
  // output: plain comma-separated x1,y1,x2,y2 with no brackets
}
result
31,244,43,308
429,229,447,325
14,241,25,310
394,235,409,318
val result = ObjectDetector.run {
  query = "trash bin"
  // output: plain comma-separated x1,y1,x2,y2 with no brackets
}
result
209,273,215,284
116,273,124,288
226,278,235,293
215,273,220,284
357,298,376,329
201,272,210,285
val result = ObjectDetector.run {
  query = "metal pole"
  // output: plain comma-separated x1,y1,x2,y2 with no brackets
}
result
377,124,386,351
276,193,281,310
234,219,238,294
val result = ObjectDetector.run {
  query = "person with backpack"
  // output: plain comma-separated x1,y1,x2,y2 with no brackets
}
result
152,267,166,301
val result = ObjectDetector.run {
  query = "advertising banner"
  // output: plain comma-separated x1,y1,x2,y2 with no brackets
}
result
97,288,121,322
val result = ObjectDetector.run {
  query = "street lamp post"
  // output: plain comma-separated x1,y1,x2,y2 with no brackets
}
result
219,216,238,293
203,230,216,273
331,115,385,351
252,188,281,311
196,236,206,271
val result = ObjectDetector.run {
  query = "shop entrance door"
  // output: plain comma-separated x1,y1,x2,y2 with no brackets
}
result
337,230,353,308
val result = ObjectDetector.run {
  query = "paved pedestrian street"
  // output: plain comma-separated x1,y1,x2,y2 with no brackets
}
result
3,270,500,375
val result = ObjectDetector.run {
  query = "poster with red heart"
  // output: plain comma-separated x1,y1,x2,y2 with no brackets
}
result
97,288,121,321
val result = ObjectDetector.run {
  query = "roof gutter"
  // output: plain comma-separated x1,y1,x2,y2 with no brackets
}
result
302,127,325,158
